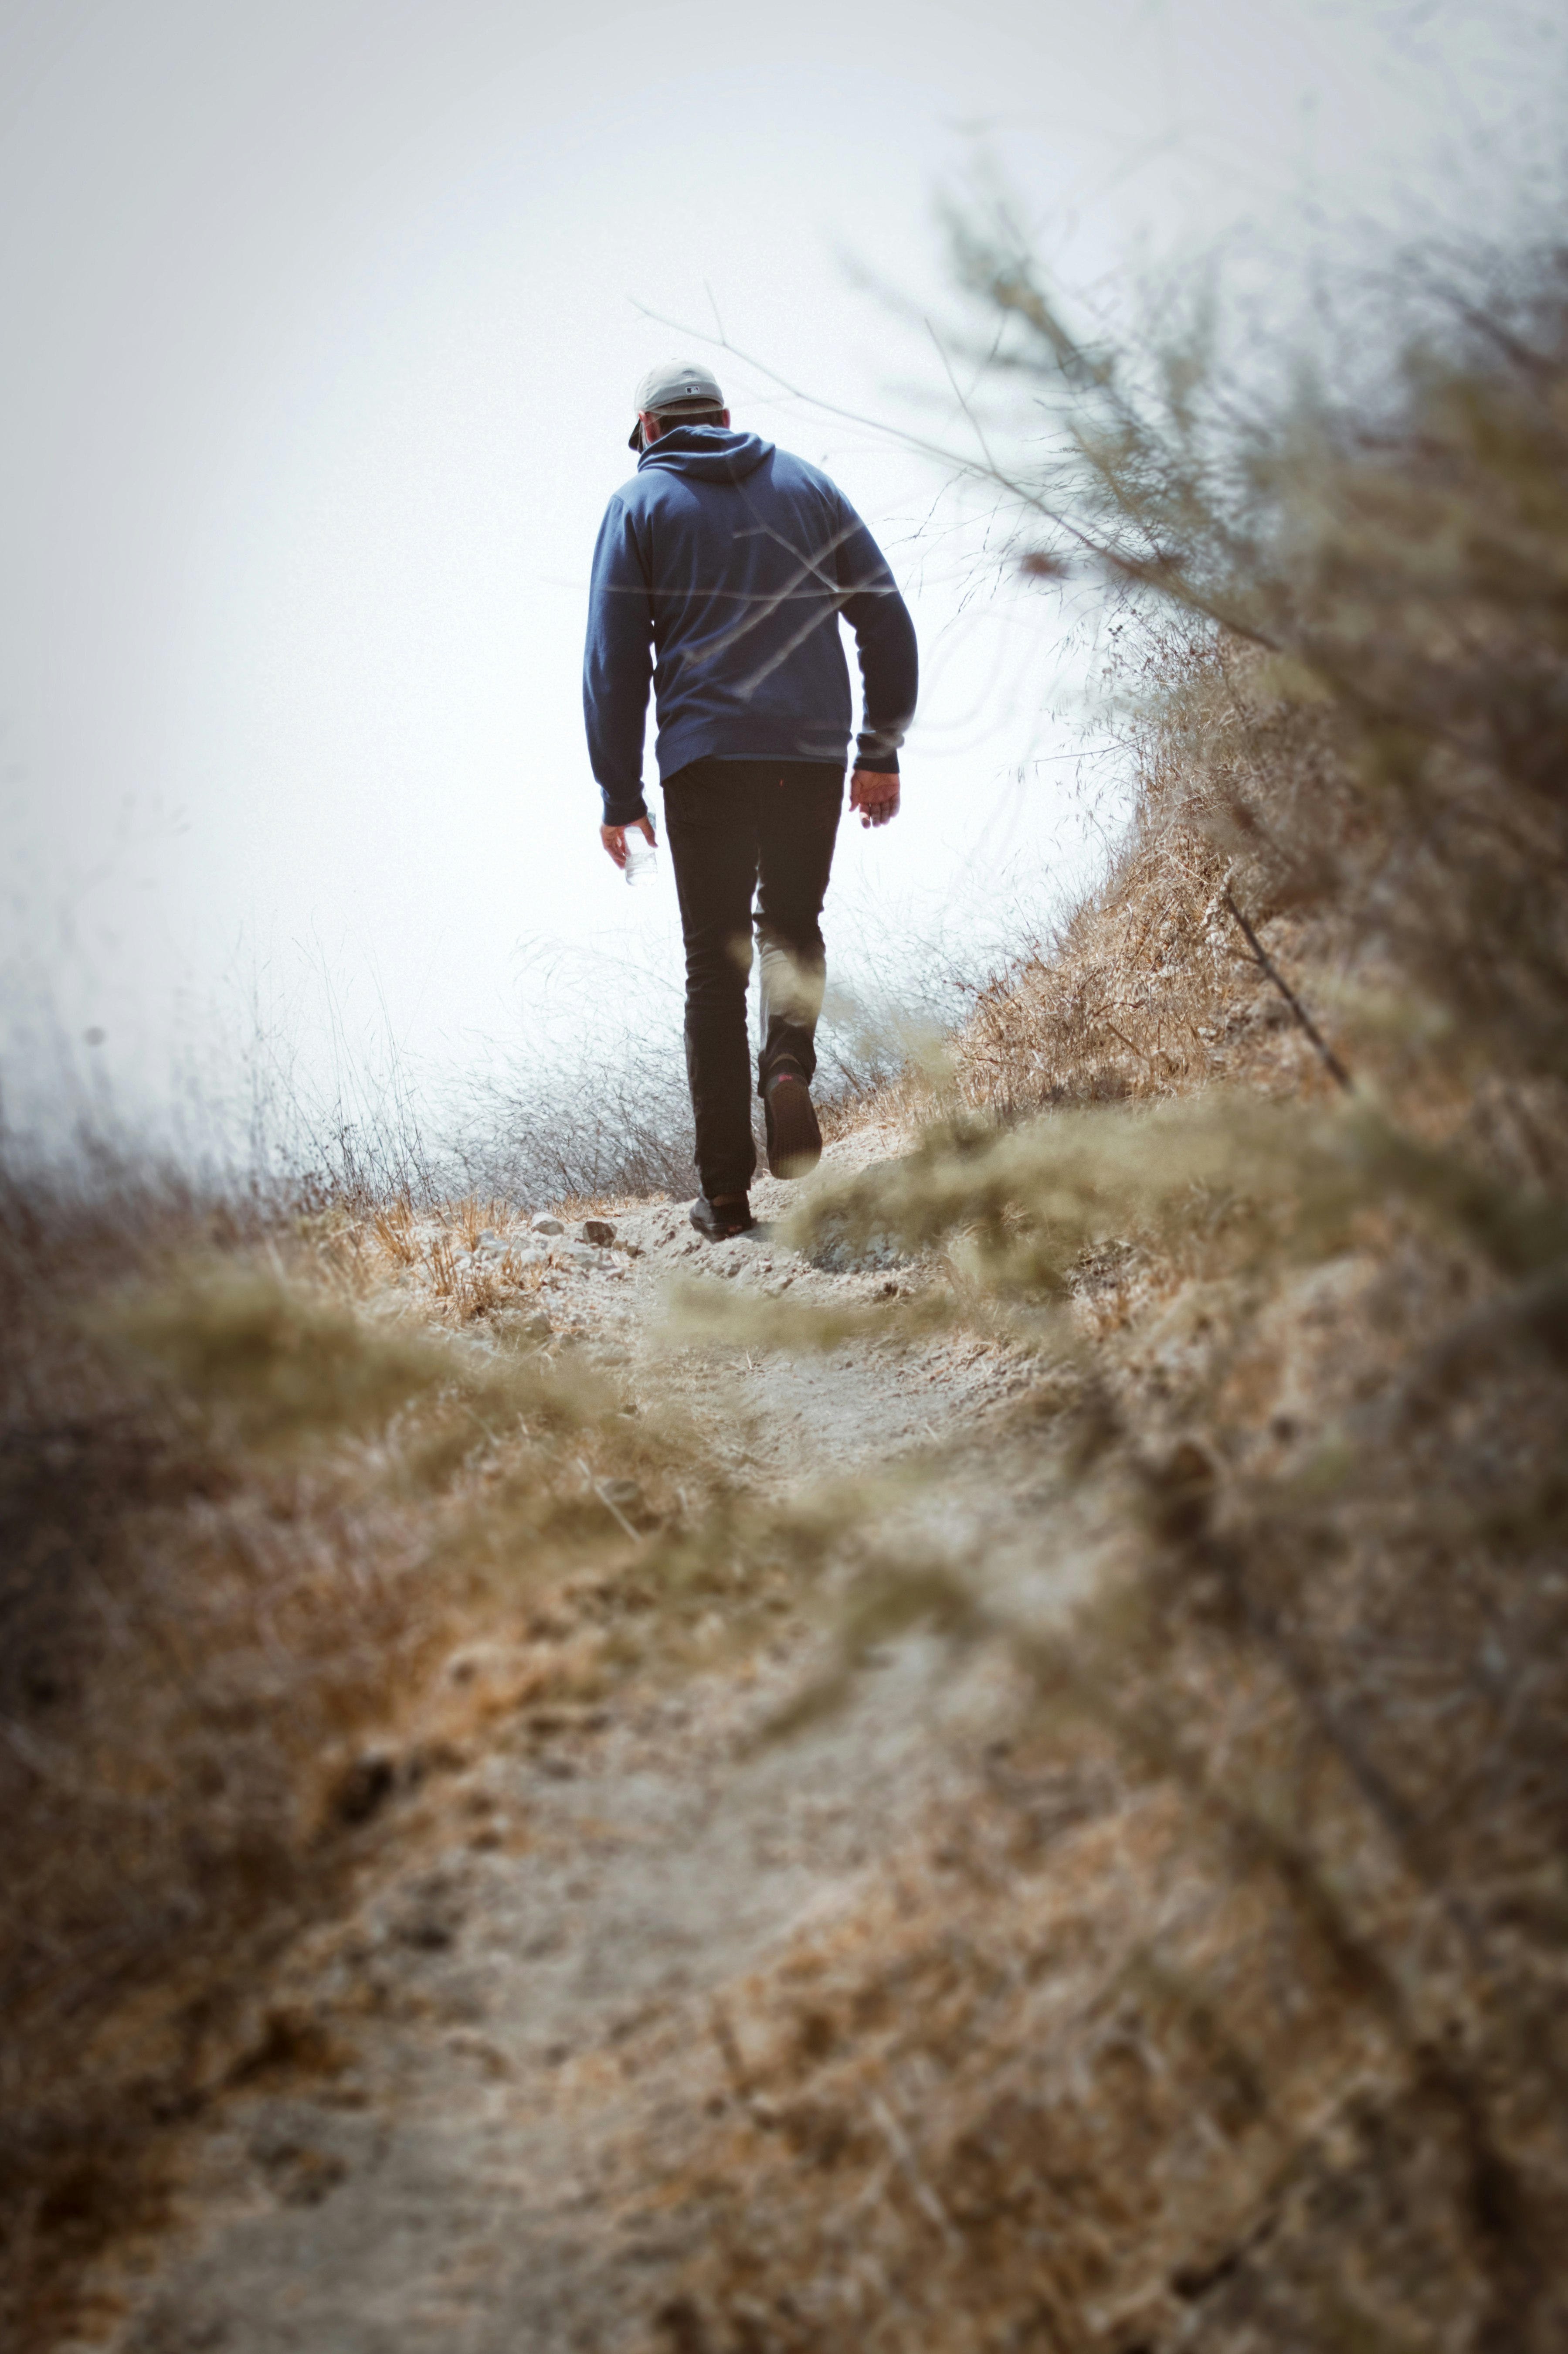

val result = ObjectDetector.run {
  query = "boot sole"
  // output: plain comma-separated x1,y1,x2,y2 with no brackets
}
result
766,1077,822,1180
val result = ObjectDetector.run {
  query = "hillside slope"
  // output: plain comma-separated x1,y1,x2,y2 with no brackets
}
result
23,918,1564,2354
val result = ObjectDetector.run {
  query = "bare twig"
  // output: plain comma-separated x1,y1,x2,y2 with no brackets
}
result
1223,891,1354,1094
576,1456,640,1542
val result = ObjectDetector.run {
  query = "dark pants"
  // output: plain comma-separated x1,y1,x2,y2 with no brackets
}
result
662,758,844,1200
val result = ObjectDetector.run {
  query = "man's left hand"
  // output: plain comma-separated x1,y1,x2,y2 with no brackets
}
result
850,769,900,828
601,813,656,869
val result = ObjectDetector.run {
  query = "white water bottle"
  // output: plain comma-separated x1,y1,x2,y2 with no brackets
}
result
624,831,658,887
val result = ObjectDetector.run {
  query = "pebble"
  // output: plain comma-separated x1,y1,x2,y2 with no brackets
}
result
498,1308,553,1341
531,1214,565,1237
810,1226,907,1273
579,1218,617,1248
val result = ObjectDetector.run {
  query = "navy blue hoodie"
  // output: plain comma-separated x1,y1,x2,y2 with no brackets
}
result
583,426,918,824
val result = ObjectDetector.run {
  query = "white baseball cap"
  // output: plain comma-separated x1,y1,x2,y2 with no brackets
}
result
629,360,726,449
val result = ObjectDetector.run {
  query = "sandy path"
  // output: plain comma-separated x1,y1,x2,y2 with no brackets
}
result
96,1143,1054,2354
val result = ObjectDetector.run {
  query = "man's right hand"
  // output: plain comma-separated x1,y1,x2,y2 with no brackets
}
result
601,814,656,869
850,769,900,828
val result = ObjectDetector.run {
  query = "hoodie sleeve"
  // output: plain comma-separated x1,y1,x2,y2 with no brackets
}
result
834,501,918,772
583,495,653,823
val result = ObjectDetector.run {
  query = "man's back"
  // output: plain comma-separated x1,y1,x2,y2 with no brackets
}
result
584,424,916,823
583,369,914,1239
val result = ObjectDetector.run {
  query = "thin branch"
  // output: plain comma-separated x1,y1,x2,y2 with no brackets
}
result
1223,891,1354,1094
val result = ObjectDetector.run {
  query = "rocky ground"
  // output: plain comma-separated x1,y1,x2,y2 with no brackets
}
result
83,1138,1068,2354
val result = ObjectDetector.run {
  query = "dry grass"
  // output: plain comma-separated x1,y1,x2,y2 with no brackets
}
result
954,754,1347,1118
0,1183,736,2346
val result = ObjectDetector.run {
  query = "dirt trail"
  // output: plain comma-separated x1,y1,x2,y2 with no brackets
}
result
91,1140,1060,2354
545,1123,1033,1491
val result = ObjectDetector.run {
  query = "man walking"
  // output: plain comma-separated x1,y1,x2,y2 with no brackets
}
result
584,361,918,1240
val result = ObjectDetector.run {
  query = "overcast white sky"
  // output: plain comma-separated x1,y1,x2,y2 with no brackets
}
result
0,0,1557,1159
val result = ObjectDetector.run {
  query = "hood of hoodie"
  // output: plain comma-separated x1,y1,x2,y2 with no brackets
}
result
636,425,773,483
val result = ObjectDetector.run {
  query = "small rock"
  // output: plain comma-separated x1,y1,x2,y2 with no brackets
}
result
245,2102,376,2209
531,1214,565,1237
579,1218,616,1247
333,1751,397,1827
395,1911,455,1952
266,2144,349,2207
809,1222,908,1274
386,1871,465,1953
494,1304,552,1340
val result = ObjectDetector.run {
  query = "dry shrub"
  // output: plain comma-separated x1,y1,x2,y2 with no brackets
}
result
955,719,1338,1119
950,236,1568,1177
370,1197,418,1267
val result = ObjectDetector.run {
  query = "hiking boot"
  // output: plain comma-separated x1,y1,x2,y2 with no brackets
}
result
689,1194,755,1242
763,1065,822,1180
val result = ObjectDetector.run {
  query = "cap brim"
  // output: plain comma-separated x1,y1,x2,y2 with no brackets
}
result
627,420,641,452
